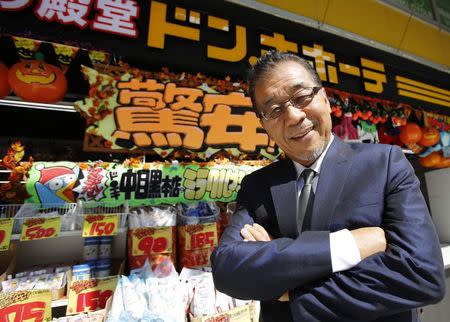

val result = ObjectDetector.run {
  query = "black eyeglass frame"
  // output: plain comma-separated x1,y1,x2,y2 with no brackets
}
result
258,86,322,121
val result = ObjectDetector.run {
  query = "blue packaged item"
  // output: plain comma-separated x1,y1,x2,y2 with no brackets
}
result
95,259,111,278
98,236,113,259
72,263,91,281
83,237,99,261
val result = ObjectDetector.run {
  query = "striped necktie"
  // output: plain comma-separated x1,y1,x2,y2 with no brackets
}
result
297,168,316,233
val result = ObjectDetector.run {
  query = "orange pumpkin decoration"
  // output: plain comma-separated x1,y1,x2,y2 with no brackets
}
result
417,127,440,147
8,60,67,103
399,123,422,145
0,62,10,98
435,157,450,169
419,152,443,168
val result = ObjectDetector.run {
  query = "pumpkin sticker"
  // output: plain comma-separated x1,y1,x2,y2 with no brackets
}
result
0,62,10,98
8,60,67,103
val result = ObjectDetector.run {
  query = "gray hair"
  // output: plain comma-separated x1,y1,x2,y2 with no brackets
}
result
247,50,322,114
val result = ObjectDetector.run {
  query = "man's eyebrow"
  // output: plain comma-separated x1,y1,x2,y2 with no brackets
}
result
262,82,308,106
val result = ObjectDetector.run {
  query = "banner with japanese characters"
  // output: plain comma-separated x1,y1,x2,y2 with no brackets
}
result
76,66,279,158
25,161,263,205
1,0,448,112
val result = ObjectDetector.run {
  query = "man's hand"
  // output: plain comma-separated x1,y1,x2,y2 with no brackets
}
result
350,227,387,260
240,224,289,301
240,223,272,242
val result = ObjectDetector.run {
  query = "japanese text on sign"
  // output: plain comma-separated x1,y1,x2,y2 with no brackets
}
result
66,277,117,315
82,214,118,237
0,290,52,322
20,217,61,241
1,0,140,37
26,162,263,205
113,78,269,152
184,223,218,250
131,227,173,256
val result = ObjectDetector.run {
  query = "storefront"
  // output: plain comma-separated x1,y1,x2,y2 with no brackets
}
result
0,0,449,321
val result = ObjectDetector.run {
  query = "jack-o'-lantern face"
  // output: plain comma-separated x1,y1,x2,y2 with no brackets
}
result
8,60,67,103
0,63,10,98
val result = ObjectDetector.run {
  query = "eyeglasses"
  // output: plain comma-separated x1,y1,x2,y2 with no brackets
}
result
259,86,322,121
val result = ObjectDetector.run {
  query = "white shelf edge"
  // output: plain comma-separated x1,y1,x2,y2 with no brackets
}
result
441,244,450,269
52,298,68,308
11,227,127,241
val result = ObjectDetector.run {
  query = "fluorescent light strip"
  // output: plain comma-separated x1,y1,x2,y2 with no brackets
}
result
0,98,76,112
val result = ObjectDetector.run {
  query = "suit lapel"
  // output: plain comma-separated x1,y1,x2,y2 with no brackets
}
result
270,159,298,238
311,137,353,231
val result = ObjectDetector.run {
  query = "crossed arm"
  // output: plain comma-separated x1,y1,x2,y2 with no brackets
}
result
211,147,445,321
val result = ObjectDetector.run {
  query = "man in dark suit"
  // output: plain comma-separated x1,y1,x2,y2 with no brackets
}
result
211,51,445,322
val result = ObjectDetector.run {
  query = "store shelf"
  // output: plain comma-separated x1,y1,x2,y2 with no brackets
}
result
11,228,127,241
441,244,450,269
52,298,68,308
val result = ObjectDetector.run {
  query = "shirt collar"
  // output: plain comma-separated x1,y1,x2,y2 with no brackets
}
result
293,134,334,178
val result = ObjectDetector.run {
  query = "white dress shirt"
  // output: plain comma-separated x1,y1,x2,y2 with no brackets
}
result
293,135,361,273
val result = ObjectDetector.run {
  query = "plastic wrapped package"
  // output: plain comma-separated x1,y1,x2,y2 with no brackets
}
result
127,205,178,270
106,260,187,322
177,202,220,269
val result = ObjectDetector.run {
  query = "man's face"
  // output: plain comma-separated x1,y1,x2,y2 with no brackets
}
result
254,61,332,166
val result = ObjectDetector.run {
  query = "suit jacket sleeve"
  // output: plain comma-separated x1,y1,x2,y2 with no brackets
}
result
289,146,446,321
211,174,333,301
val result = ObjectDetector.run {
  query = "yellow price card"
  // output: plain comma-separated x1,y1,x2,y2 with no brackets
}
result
131,227,173,256
20,217,61,241
184,223,218,250
0,218,13,251
0,289,52,321
82,214,118,237
66,276,118,315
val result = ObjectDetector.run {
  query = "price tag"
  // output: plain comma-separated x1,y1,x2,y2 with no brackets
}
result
82,214,118,237
0,218,14,251
197,304,251,322
20,217,61,241
0,289,52,321
66,276,118,315
131,227,173,256
184,223,218,251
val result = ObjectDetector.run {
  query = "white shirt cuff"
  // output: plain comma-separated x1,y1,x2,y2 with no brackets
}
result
330,229,361,273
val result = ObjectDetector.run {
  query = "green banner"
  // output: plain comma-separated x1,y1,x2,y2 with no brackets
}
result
25,161,262,205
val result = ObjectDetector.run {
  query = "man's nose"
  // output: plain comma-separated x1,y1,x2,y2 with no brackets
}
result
284,103,306,126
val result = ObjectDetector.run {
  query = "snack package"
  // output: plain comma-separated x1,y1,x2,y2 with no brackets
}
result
127,205,177,270
177,202,219,269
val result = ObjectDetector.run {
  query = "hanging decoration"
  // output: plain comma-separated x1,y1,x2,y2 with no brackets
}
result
8,60,68,103
25,159,268,205
52,43,79,73
76,66,277,161
0,141,33,204
12,36,41,60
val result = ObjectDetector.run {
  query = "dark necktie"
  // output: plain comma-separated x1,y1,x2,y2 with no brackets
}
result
297,168,316,233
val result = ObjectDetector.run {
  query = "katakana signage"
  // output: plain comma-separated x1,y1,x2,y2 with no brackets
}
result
1,0,449,113
25,161,263,205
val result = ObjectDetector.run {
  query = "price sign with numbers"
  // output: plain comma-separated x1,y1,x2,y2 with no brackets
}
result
0,218,14,251
66,276,118,315
20,217,61,241
0,289,52,322
131,227,173,256
184,223,218,250
82,214,118,237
